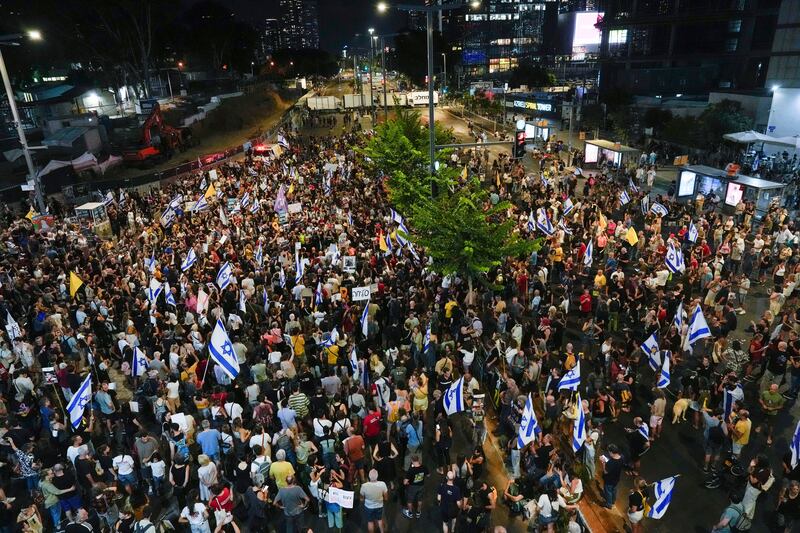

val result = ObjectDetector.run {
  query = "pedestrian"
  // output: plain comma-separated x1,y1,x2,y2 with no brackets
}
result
273,475,309,533
601,444,624,509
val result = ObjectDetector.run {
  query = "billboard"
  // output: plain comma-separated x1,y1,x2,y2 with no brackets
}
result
573,12,603,54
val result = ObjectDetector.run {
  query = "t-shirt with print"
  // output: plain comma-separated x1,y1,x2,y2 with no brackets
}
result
406,464,428,486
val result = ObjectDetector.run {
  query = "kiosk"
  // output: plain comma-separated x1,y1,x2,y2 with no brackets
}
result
583,139,640,168
674,165,784,217
74,202,112,237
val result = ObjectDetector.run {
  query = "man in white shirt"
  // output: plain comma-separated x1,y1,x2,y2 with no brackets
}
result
112,452,137,494
224,400,244,422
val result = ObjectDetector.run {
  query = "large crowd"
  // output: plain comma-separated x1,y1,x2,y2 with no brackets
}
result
0,112,798,533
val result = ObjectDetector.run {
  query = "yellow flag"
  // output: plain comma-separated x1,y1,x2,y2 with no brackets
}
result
25,208,36,221
598,211,607,230
69,271,84,298
461,165,468,180
626,227,639,245
378,232,388,252
288,183,295,195
204,183,217,199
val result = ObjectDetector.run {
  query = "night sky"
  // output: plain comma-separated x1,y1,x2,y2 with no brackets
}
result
227,0,407,52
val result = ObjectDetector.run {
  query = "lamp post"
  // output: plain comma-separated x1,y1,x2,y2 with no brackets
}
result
377,1,481,195
368,28,375,123
441,52,447,92
0,31,44,212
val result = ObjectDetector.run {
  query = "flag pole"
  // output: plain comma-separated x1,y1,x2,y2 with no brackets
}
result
200,357,213,388
50,383,67,420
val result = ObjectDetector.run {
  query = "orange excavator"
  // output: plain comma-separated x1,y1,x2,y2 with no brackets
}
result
123,102,185,167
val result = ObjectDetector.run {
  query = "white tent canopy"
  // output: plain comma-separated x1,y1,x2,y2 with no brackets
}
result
773,136,800,150
723,130,795,146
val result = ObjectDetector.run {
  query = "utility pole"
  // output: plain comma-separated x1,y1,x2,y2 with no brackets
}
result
368,29,375,123
381,36,388,122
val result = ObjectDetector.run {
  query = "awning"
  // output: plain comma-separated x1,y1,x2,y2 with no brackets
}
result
722,130,794,146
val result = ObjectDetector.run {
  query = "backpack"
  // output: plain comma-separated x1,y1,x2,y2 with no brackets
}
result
727,503,752,532
708,423,725,446
252,457,271,487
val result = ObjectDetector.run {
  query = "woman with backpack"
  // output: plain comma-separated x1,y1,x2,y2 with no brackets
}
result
627,477,648,533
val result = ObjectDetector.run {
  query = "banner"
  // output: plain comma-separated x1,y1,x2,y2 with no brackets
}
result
351,286,371,301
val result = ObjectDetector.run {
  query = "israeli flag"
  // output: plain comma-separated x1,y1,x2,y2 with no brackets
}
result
241,192,251,209
5,311,21,341
320,327,339,348
641,195,650,216
164,283,176,307
628,178,639,193
200,177,207,190
239,290,247,313
688,221,699,243
263,287,269,313
384,232,393,255
563,197,574,216
277,133,290,148
255,244,263,268
536,209,554,236
642,331,660,371
619,190,630,205
638,422,650,441
181,248,197,272
279,267,286,288
527,211,536,233
687,305,712,346
753,153,761,171
791,420,800,468
66,374,92,429
209,318,240,380
396,221,410,246
132,346,148,377
361,299,370,337
673,301,684,331
217,261,233,290
146,253,157,273
665,243,685,274
657,356,671,389
541,175,549,187
558,361,581,391
348,211,354,226
192,196,209,213
423,324,432,354
103,191,114,206
723,384,743,420
349,346,359,378
572,392,586,453
583,240,593,267
314,282,323,307
409,244,420,262
558,219,573,235
443,377,465,416
294,252,304,284
169,194,184,209
390,208,404,224
250,199,260,214
517,393,541,447
323,173,332,196
648,477,677,519
650,202,669,217
147,278,163,303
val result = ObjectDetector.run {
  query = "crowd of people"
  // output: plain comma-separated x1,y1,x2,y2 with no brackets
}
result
0,108,798,533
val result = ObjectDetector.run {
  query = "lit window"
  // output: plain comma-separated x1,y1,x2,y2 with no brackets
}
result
609,30,628,45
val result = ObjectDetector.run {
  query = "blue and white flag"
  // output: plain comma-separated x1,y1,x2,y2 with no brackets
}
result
239,290,247,313
361,299,370,337
217,261,233,290
5,311,21,341
390,209,404,225
665,243,685,274
240,192,251,209
348,211,354,226
517,393,541,447
160,207,176,228
723,384,743,420
583,240,593,267
279,267,286,288
263,287,269,313
572,392,586,453
619,190,630,205
294,252,304,284
66,374,92,429
254,244,263,268
688,222,699,243
146,253,157,273
558,361,581,391
536,209,554,236
218,206,229,226
320,328,339,348
181,248,197,272
563,197,575,216
648,477,677,519
200,177,207,190
349,346,359,378
103,191,114,206
169,194,184,209
658,355,671,389
396,220,410,246
423,324,432,354
314,282,323,307
791,420,800,468
443,377,465,416
274,184,289,214
541,175,549,188
323,173,332,196
527,211,535,233
642,331,660,371
641,195,650,216
650,202,669,217
384,232,393,255
132,346,148,377
147,278,163,303
628,178,639,193
687,305,712,346
209,318,240,380
192,196,209,213
637,422,650,441
753,153,761,171
277,133,290,148
673,301,684,331
558,219,573,235
164,283,176,307
250,199,260,214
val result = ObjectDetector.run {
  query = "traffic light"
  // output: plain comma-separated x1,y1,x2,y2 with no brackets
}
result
514,129,526,159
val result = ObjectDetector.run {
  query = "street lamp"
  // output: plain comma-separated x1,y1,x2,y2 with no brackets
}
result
251,61,255,77
441,52,447,92
0,30,45,212
376,2,481,195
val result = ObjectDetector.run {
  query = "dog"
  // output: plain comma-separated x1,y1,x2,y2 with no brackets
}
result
672,398,690,424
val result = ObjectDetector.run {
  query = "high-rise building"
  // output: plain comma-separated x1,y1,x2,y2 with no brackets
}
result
408,10,426,32
456,0,556,79
278,0,319,50
596,0,782,95
261,18,281,59
766,0,800,88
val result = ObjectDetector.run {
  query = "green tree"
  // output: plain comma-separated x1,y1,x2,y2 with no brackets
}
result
699,99,753,150
643,108,673,136
509,64,556,88
408,178,539,294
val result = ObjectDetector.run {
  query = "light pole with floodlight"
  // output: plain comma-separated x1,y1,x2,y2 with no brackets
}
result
0,30,45,212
